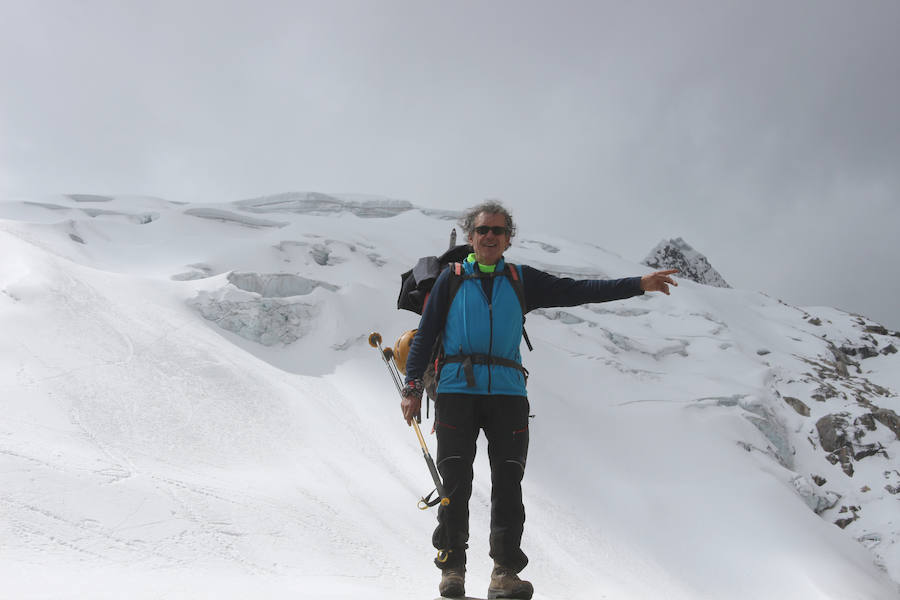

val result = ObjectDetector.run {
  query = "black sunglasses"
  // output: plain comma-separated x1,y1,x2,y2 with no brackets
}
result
474,225,509,235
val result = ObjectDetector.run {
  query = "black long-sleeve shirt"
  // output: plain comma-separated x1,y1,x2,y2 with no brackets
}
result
404,264,644,382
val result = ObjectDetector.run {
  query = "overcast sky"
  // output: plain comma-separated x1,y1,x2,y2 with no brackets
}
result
2,0,898,328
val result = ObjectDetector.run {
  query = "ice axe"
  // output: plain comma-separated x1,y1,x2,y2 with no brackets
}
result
368,332,449,510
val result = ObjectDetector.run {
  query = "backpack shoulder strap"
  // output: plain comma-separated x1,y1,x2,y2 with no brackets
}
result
446,262,465,309
506,263,525,312
505,263,533,352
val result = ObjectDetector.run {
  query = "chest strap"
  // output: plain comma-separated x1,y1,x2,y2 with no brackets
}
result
442,353,529,388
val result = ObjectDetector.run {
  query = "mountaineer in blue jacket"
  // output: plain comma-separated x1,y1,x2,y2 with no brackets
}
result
400,201,677,599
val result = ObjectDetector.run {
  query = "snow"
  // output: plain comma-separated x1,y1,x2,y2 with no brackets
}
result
0,194,898,599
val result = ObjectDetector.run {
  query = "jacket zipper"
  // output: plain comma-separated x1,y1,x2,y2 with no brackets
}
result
488,299,493,393
474,266,496,393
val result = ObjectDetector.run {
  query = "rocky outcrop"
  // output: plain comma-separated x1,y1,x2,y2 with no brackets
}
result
642,238,730,288
815,412,890,477
872,408,900,439
783,396,811,416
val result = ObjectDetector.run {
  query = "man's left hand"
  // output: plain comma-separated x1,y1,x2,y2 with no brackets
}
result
641,269,679,295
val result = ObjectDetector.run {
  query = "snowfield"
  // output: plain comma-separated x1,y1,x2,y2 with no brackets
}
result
1,193,898,599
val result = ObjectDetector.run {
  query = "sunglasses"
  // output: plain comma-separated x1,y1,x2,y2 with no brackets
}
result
474,225,509,235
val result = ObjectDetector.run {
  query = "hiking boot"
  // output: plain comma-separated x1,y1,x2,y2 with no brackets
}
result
488,564,533,599
439,566,466,598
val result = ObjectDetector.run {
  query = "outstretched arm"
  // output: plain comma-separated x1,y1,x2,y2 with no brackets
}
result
521,265,678,311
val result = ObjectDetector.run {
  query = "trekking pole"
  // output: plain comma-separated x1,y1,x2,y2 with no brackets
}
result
368,332,450,509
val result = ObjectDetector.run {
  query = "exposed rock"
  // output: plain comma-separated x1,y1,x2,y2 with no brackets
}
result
816,413,851,453
812,474,827,486
882,344,898,355
783,396,810,416
834,361,849,378
642,237,730,288
835,505,861,529
757,349,771,356
858,346,880,359
808,317,822,326
852,443,885,461
827,344,859,376
826,447,855,477
886,470,900,495
811,383,840,402
872,408,900,440
865,324,890,336
815,411,893,477
857,413,877,432
835,515,858,529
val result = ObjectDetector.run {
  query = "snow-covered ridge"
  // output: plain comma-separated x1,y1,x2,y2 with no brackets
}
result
0,194,898,599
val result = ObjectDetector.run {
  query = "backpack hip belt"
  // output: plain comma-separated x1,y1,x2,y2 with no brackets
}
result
442,353,529,388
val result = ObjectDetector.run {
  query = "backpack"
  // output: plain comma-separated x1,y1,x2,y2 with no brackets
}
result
397,243,472,315
397,241,533,407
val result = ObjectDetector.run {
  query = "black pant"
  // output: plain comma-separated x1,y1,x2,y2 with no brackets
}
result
431,393,530,572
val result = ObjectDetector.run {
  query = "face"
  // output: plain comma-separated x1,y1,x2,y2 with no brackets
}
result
468,212,510,266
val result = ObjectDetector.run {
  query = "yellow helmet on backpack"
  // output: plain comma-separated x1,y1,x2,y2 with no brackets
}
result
394,329,417,375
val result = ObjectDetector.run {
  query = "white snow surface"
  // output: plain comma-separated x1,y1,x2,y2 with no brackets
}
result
1,194,898,599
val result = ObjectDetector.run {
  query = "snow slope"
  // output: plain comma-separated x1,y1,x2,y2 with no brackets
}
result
0,193,897,599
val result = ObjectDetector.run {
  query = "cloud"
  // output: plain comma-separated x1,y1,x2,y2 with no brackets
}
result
1,0,898,326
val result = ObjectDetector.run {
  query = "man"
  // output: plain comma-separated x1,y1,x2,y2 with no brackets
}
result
400,201,677,599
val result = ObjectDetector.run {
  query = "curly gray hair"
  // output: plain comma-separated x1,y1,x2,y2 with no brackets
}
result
459,200,517,239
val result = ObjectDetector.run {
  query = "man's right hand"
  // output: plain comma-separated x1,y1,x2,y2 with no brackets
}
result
401,393,421,425
400,379,425,425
